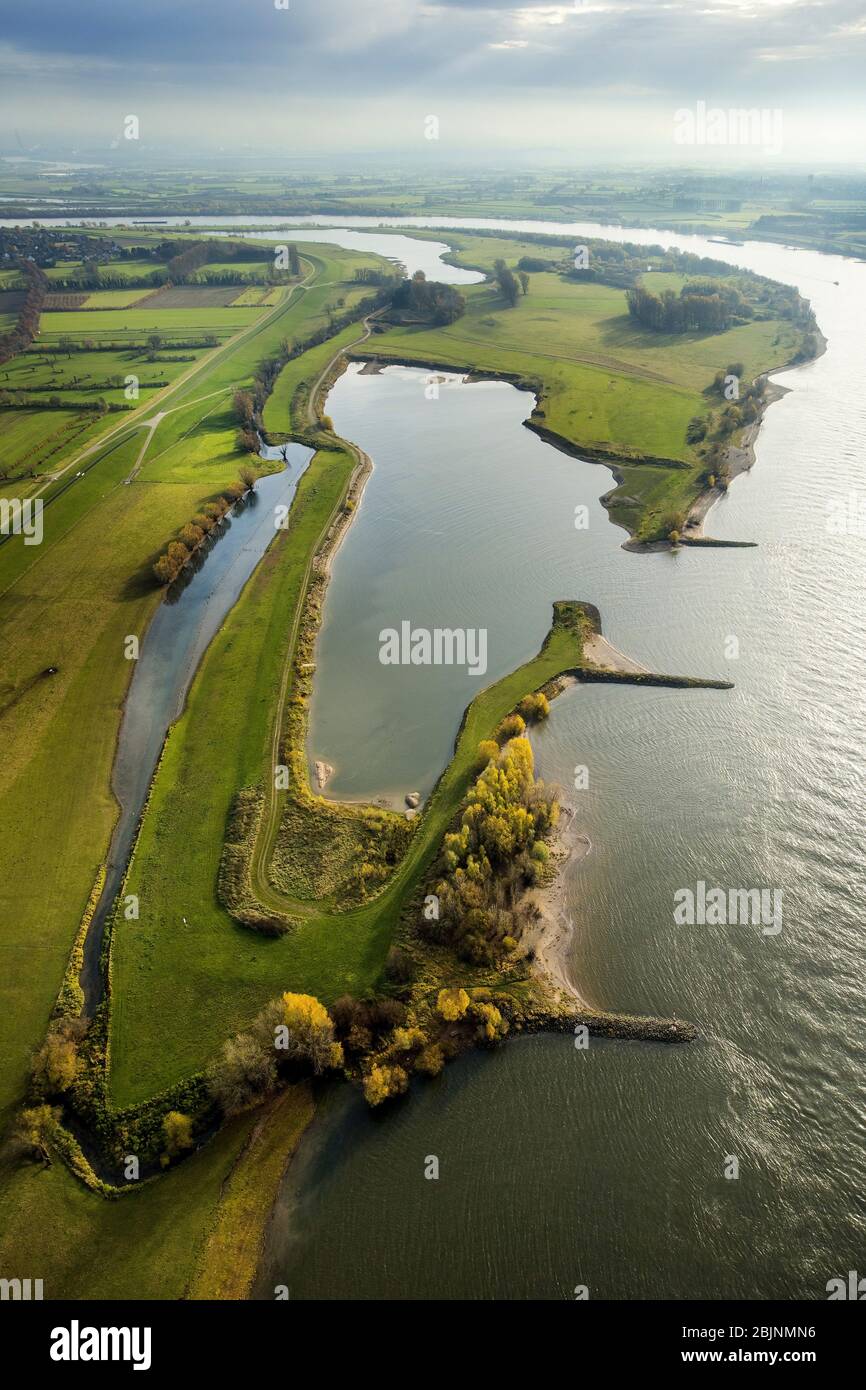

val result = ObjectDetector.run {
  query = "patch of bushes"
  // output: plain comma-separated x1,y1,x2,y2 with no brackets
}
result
424,736,558,965
208,992,342,1117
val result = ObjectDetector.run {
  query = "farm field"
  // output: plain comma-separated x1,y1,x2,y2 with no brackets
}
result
0,408,110,498
36,305,266,340
81,288,156,308
44,258,166,283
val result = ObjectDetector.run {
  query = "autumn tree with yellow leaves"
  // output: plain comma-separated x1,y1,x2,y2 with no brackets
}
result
427,736,558,964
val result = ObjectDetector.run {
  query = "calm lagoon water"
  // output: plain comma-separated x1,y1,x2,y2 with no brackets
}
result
257,222,866,1300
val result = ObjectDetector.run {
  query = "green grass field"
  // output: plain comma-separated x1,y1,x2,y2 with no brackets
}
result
45,258,167,283
36,305,262,339
0,1112,257,1299
356,260,800,539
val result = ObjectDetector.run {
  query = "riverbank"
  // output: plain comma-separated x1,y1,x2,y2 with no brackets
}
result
348,342,699,547
523,803,591,1006
522,802,698,1044
186,1083,315,1301
346,344,812,554
682,327,828,542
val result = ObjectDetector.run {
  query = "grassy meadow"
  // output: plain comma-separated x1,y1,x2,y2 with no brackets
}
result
357,245,801,539
0,1110,257,1299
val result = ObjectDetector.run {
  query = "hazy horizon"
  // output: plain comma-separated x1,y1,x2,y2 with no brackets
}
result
1,0,865,166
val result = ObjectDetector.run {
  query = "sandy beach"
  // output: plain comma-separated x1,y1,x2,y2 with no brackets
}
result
524,802,593,1008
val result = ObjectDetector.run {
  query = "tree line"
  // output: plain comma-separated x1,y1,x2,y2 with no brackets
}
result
626,281,748,333
151,470,258,586
0,258,48,366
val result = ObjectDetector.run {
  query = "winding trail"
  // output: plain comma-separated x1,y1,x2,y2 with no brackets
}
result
248,313,376,917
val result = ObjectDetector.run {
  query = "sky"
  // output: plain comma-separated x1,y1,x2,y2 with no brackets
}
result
0,0,864,164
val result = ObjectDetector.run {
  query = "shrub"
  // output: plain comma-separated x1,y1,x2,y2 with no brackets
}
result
331,995,362,1037
686,416,707,444
384,945,414,983
162,1110,194,1157
278,992,341,1074
11,1105,59,1165
153,553,177,586
209,1031,277,1116
474,739,499,771
473,1002,509,1043
363,1064,409,1107
236,429,259,454
179,522,204,551
414,1044,445,1076
495,713,526,745
430,735,559,964
32,1030,80,1096
437,987,470,1022
518,692,550,723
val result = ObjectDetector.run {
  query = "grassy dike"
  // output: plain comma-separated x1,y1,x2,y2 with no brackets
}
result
186,1084,315,1301
109,438,359,1103
0,243,376,1126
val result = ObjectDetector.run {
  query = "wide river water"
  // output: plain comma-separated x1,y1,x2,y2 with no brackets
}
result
255,218,866,1300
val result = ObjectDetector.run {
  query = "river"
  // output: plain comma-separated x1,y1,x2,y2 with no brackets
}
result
254,219,866,1300
79,443,312,1007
